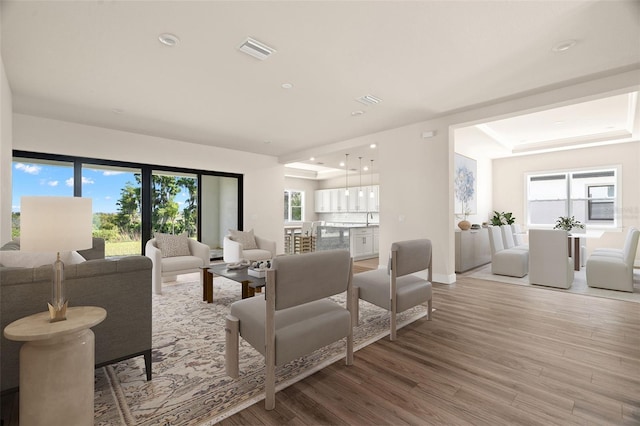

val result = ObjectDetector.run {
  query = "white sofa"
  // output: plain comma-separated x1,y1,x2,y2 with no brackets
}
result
145,236,210,295
223,231,276,263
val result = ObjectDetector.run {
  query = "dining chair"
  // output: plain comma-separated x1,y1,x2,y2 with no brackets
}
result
586,228,639,292
352,239,432,341
224,249,354,410
529,229,574,288
488,226,528,278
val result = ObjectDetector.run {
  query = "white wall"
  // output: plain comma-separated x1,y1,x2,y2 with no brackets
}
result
0,54,12,244
11,114,285,253
493,142,640,260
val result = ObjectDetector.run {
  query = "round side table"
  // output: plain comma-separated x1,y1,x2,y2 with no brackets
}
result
3,306,107,426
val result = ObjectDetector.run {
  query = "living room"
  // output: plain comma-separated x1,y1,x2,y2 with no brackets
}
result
1,1,639,424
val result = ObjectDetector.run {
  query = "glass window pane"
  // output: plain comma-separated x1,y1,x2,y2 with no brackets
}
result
152,171,198,238
201,175,238,252
12,158,74,238
83,164,142,257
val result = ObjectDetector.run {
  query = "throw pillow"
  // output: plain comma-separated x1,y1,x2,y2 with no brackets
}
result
155,232,191,258
228,229,258,250
0,251,85,268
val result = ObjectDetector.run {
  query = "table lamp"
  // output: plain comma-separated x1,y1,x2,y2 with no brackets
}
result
19,196,93,322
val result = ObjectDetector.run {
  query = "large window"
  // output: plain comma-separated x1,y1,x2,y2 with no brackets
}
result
526,167,619,228
12,151,243,256
284,189,303,222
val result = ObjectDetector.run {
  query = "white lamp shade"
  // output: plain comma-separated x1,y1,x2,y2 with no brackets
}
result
20,196,93,252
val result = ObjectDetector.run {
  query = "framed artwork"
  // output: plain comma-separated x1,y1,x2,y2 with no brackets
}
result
454,153,477,215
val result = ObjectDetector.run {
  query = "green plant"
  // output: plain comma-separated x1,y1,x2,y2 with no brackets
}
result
490,211,515,226
553,216,585,231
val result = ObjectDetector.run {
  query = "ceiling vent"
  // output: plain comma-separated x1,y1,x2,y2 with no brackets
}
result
356,95,382,106
238,37,276,60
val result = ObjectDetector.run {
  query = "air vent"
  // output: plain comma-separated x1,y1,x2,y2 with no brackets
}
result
356,95,382,106
238,37,276,60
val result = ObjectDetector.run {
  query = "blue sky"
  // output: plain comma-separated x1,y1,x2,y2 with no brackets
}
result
12,162,191,213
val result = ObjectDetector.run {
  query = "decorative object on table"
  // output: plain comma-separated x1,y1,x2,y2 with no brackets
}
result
553,216,585,231
248,260,271,278
454,153,477,230
19,196,93,322
490,211,516,226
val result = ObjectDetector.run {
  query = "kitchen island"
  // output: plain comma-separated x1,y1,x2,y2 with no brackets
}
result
316,224,379,260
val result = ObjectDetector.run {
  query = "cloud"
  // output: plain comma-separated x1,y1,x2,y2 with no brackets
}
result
15,163,41,175
82,176,95,184
47,181,59,187
105,196,112,200
103,171,124,176
65,178,74,187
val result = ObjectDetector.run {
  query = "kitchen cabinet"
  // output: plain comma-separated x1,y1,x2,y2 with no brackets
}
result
350,227,379,260
314,185,379,213
455,228,491,273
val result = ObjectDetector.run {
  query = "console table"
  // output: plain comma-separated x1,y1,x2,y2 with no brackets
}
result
455,228,491,272
3,306,107,426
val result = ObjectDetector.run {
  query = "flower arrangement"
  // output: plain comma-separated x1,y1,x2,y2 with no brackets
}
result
553,216,585,231
490,211,515,226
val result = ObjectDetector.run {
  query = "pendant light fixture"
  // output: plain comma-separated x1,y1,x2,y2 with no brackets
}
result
358,157,364,198
344,154,349,196
370,159,375,198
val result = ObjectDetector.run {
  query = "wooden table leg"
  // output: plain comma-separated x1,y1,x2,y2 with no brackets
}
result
202,268,214,303
241,281,256,299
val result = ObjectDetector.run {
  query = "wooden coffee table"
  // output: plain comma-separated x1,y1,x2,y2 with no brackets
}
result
201,264,266,303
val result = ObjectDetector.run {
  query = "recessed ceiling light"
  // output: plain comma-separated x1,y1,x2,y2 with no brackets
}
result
264,140,271,144
281,83,293,89
363,166,369,171
554,120,564,125
351,110,365,116
339,161,345,167
158,33,180,47
309,157,315,161
111,108,124,114
370,143,377,149
552,39,577,52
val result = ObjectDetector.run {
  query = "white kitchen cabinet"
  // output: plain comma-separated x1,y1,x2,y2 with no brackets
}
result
314,185,379,213
350,227,379,260
314,189,331,213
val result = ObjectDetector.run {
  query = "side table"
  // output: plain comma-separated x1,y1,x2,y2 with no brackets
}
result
3,306,107,426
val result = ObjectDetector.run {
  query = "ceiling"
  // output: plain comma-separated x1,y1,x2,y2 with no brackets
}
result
2,1,639,178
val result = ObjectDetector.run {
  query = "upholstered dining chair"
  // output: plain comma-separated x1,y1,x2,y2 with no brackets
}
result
529,229,574,289
225,249,354,410
501,224,528,251
352,239,432,341
586,228,639,292
488,226,528,278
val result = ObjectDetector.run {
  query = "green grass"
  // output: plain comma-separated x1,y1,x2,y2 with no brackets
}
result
105,241,142,257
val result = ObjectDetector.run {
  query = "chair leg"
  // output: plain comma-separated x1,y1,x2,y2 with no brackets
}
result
352,286,360,328
427,298,433,321
390,312,397,341
265,352,276,410
225,315,239,378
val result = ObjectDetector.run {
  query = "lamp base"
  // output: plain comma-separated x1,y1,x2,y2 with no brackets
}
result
48,301,68,322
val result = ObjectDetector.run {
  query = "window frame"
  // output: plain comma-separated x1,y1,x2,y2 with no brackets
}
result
525,165,621,230
284,189,304,223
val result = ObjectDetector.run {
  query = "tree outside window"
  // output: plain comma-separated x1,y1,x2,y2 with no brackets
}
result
284,190,303,222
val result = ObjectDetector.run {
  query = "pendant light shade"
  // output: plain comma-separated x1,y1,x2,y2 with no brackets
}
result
370,160,375,198
358,157,364,197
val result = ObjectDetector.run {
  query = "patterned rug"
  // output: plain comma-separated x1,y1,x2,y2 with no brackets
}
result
94,273,429,425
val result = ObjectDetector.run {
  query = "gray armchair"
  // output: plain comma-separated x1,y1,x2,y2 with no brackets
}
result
225,249,354,410
352,239,433,341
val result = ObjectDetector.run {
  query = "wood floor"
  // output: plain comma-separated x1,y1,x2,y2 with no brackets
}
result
3,264,639,425
221,274,640,425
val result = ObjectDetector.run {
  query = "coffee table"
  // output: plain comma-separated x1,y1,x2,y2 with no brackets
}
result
201,264,266,303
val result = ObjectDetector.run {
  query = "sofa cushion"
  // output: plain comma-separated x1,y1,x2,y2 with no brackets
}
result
0,250,85,268
155,232,190,258
228,229,258,250
0,239,21,251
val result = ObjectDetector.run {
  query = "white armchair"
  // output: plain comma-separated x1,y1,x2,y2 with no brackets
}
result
223,230,276,263
145,235,210,295
529,229,573,289
586,228,639,292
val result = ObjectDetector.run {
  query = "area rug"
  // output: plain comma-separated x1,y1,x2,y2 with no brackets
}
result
468,264,640,303
94,274,429,425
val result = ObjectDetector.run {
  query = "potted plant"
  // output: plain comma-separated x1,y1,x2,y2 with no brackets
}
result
490,211,515,226
553,216,585,232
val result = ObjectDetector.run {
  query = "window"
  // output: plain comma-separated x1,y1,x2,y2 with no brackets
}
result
526,167,619,228
284,190,303,222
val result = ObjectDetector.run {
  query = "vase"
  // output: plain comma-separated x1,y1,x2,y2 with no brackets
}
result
458,220,471,230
